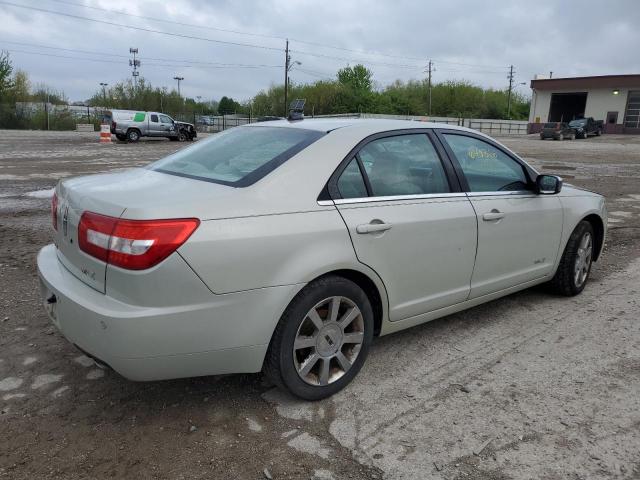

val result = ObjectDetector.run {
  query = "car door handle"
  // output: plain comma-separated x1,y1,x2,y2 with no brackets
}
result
482,210,506,221
356,222,392,234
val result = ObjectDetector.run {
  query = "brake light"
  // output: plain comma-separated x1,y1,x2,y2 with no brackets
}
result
51,192,58,231
111,121,117,129
78,212,199,270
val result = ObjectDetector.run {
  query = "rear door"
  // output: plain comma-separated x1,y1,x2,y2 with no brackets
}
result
331,131,478,321
148,113,162,136
438,130,563,298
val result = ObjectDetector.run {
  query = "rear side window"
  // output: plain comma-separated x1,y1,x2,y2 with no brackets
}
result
150,114,159,123
337,159,368,199
442,134,530,192
150,126,325,187
544,123,557,128
358,134,450,197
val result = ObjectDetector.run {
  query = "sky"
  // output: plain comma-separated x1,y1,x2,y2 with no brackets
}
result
0,0,639,103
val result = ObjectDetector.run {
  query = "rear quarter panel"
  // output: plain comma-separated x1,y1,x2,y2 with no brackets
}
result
178,208,372,294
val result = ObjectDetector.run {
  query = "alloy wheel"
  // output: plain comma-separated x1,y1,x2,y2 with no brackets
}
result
293,296,365,386
574,232,593,287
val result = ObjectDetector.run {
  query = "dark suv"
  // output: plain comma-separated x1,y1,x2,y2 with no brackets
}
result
540,122,576,141
568,117,603,139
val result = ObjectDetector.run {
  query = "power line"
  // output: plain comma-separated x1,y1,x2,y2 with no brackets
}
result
47,0,287,41
45,0,506,68
295,68,334,80
2,1,507,73
0,1,283,52
0,47,281,69
0,39,282,68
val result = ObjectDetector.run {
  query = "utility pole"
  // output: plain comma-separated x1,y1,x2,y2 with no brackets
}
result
507,65,515,119
173,76,184,97
284,39,290,117
427,60,435,116
100,82,108,106
46,92,50,131
129,48,140,89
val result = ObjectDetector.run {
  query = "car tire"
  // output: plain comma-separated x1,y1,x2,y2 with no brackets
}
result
558,133,564,141
126,129,140,143
178,131,187,142
549,221,595,296
570,133,576,140
595,129,602,136
264,275,374,400
582,131,588,139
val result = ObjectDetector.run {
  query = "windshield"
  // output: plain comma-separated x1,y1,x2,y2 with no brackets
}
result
150,126,325,187
569,119,587,127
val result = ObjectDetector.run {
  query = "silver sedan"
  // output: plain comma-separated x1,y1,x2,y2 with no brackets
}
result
38,119,607,399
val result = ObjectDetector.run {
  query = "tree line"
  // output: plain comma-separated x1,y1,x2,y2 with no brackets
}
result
87,64,529,120
0,50,530,129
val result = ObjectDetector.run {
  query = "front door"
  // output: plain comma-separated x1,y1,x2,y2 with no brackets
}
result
159,114,175,136
439,132,563,298
332,132,478,321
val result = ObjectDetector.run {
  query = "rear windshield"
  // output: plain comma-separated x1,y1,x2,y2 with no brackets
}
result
569,119,587,127
149,126,325,187
544,123,558,128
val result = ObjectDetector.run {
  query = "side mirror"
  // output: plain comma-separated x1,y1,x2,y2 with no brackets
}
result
536,174,562,195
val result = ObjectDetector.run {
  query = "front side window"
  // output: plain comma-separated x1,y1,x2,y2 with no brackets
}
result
159,115,173,124
150,126,324,186
357,134,450,197
442,134,530,192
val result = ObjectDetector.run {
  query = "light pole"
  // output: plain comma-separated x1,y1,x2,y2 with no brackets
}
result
173,76,184,97
99,82,108,105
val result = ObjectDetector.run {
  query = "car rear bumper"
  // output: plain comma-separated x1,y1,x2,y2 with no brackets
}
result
540,132,563,139
37,244,299,381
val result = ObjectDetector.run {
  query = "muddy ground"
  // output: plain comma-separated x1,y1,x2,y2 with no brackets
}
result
0,130,638,480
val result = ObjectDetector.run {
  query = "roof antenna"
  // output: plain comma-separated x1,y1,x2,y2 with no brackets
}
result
288,99,305,121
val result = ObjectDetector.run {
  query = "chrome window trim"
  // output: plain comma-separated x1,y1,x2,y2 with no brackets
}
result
319,190,537,206
466,190,535,197
331,192,467,205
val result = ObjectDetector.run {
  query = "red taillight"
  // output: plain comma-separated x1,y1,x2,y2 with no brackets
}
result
111,121,117,129
51,192,58,231
78,212,199,270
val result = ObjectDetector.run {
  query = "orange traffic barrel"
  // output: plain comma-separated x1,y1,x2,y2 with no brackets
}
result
99,124,112,143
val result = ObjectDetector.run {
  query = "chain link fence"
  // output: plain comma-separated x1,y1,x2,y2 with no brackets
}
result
0,104,528,135
0,103,105,130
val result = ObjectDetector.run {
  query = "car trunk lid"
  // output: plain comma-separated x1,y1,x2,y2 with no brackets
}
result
54,167,237,293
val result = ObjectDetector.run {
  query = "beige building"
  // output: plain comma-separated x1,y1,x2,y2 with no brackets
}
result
529,74,640,134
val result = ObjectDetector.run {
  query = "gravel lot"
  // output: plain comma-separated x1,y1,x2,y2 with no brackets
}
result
0,130,639,479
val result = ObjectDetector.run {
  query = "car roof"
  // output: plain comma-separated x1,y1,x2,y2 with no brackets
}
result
245,117,477,135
